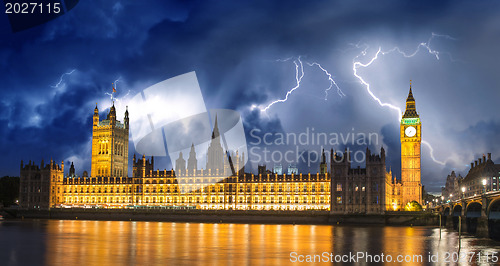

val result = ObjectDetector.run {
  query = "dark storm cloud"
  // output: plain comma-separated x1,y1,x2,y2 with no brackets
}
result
1,1,500,192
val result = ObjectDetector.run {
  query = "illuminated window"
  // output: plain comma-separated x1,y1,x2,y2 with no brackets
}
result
336,183,342,191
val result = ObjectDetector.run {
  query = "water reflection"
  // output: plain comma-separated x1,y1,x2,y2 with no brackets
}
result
0,220,498,265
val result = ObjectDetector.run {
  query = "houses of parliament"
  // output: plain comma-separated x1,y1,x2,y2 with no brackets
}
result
19,86,423,213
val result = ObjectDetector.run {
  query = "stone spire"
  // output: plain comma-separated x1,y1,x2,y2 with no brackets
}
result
212,114,220,139
403,82,419,118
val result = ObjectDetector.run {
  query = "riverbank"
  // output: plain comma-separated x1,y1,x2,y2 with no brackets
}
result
13,208,439,226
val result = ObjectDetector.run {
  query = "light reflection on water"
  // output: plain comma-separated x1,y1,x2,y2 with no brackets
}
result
0,220,498,265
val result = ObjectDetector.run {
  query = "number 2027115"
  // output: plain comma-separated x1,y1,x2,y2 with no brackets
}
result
5,2,61,14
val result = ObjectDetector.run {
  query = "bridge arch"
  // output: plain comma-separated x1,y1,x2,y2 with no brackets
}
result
487,196,500,214
487,197,500,241
465,202,482,234
452,205,462,230
442,207,451,225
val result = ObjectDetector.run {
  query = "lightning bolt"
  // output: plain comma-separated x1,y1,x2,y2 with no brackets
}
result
259,57,305,112
352,32,456,165
353,46,404,120
104,76,131,113
422,140,444,166
105,77,123,101
253,33,454,165
256,57,345,112
306,62,345,99
51,69,76,88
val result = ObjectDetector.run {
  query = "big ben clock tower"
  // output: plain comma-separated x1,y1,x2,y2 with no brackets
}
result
400,83,422,206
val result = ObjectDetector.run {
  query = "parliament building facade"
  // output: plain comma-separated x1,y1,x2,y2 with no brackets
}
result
19,86,422,213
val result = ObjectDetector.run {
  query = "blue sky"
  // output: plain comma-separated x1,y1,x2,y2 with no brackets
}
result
1,1,500,192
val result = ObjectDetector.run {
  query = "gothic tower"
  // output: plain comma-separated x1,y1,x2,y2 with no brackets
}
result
187,143,198,173
400,84,422,206
91,103,129,177
206,115,224,175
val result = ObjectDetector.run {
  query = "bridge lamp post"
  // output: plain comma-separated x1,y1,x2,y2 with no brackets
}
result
449,194,452,202
461,187,465,199
482,179,487,194
441,196,444,204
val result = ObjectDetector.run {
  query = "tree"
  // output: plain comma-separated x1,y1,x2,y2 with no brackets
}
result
404,200,423,212
0,176,20,207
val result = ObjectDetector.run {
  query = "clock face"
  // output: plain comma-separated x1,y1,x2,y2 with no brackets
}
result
405,126,417,137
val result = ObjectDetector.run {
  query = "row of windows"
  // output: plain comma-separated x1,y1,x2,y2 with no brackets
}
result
336,183,380,192
97,168,125,177
463,176,500,197
62,183,331,193
97,141,125,156
62,195,329,205
335,195,380,204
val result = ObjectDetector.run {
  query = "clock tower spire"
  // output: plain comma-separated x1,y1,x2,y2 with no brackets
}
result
400,82,422,207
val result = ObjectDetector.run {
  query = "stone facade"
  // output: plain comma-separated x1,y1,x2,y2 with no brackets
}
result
20,86,424,212
330,148,387,214
400,86,423,206
19,159,64,209
90,103,129,178
441,171,463,201
461,153,500,197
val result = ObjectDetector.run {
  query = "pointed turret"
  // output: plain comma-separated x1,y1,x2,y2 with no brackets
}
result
124,106,129,129
93,103,99,127
207,114,224,173
403,83,419,118
175,152,186,176
107,102,117,122
320,149,327,174
406,87,415,102
188,143,198,172
212,114,220,139
69,161,75,177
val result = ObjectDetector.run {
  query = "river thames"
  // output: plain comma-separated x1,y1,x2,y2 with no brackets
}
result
0,220,498,265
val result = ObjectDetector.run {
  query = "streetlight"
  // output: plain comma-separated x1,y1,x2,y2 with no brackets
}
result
450,194,452,201
482,179,487,194
461,187,465,199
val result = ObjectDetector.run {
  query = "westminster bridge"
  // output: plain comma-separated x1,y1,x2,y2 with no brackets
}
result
435,191,500,240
